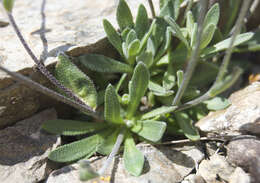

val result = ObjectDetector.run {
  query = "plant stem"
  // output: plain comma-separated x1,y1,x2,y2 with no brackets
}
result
98,129,125,175
172,0,208,106
148,0,156,18
6,12,92,112
215,0,252,83
0,66,102,120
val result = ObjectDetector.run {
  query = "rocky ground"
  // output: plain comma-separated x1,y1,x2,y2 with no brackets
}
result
0,0,259,183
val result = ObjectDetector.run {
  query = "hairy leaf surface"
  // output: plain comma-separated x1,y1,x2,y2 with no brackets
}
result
55,54,97,109
123,133,144,176
79,54,132,73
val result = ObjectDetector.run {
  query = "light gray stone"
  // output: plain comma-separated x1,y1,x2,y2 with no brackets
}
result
229,167,251,183
196,82,260,136
197,154,235,183
227,138,260,183
0,108,60,183
46,144,204,183
0,0,159,127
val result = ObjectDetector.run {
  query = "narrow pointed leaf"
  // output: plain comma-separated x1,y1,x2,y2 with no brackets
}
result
42,119,108,136
141,106,177,120
105,84,124,124
202,32,254,56
135,4,149,39
191,23,198,48
103,19,123,56
123,134,144,176
97,128,120,155
117,0,134,31
3,0,14,12
127,62,149,118
79,54,132,73
138,20,156,53
203,97,230,111
55,54,97,109
200,23,216,49
177,70,183,87
186,11,194,37
203,3,220,28
155,26,172,61
165,16,190,50
175,112,200,141
131,120,166,142
48,133,102,162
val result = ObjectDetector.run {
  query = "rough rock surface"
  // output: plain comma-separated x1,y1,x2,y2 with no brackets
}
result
229,167,251,183
197,154,235,183
227,138,260,183
196,82,260,136
0,108,60,183
46,144,204,183
0,0,159,128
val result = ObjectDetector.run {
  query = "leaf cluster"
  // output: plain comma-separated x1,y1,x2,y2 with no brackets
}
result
37,0,255,180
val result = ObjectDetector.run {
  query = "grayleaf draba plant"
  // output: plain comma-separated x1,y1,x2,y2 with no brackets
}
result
0,0,255,181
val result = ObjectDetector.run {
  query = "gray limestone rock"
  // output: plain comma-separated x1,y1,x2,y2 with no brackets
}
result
46,144,204,183
229,167,251,183
197,154,235,183
196,82,260,136
227,138,260,183
0,0,159,128
0,108,60,183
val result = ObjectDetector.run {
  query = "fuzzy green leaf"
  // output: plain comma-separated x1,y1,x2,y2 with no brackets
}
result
147,38,156,56
191,23,198,48
126,29,137,47
121,28,131,42
127,62,149,118
105,84,124,124
159,0,180,20
201,23,216,49
103,19,123,56
203,3,220,29
48,133,103,162
131,120,166,142
55,54,97,109
42,120,108,136
165,16,190,50
141,106,177,120
137,51,154,67
155,26,172,62
128,39,141,57
148,81,174,96
135,4,149,39
175,112,200,141
123,134,144,176
163,63,176,90
202,32,254,56
138,20,156,54
203,97,230,111
186,11,194,38
3,0,14,12
177,70,183,87
97,128,120,155
79,54,132,73
117,0,134,31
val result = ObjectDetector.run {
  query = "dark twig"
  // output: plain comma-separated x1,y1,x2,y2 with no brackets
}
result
148,0,156,18
0,65,102,120
172,0,208,106
6,12,96,115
